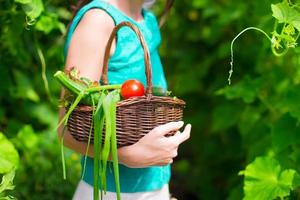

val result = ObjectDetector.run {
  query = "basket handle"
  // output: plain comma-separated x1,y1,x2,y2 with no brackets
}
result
101,21,153,97
159,0,175,27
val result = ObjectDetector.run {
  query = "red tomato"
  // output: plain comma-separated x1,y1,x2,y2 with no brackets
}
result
121,80,145,99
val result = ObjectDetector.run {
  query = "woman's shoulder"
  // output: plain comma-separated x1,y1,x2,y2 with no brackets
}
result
79,9,114,29
144,9,159,27
64,6,115,56
72,0,116,27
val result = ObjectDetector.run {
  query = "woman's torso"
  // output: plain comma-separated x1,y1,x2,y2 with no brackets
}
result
65,0,170,193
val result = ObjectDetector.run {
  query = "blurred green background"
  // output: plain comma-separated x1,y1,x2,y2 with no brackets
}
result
1,0,300,199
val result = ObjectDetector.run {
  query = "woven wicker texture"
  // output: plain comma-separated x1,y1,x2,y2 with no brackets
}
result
67,21,185,147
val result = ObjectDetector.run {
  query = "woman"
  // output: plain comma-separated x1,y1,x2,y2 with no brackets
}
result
58,0,192,199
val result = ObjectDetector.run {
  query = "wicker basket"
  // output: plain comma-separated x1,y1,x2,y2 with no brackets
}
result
67,22,185,147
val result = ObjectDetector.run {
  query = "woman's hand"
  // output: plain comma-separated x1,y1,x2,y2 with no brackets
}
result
117,121,191,168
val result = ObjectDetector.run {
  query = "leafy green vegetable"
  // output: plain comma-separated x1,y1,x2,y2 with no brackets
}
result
55,69,121,200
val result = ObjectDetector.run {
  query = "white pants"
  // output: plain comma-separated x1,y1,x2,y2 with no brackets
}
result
73,180,171,200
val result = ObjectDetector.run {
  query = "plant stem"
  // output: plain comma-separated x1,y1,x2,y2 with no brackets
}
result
86,85,122,93
228,27,272,85
34,32,52,101
271,45,289,57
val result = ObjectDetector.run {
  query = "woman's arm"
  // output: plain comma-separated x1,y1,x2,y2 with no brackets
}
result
57,9,192,167
57,9,115,157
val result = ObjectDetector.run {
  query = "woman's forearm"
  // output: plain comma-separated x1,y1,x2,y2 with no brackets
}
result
57,104,128,164
57,107,94,157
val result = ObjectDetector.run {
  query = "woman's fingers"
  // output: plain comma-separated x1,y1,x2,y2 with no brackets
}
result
119,122,191,168
169,124,192,145
151,121,184,137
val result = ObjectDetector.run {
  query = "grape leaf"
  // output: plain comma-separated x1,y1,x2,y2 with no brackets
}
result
271,114,300,153
216,76,262,103
35,13,66,34
0,134,19,174
16,125,38,150
211,102,243,132
15,0,44,19
238,106,262,135
240,156,298,200
279,87,300,121
11,70,40,102
271,2,300,31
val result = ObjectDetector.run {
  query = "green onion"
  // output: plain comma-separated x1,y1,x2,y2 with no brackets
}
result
101,92,114,192
54,69,122,200
110,90,121,200
93,93,106,200
60,126,67,180
54,71,86,95
81,93,96,180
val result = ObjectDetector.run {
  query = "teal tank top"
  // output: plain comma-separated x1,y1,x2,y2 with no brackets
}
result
65,0,171,193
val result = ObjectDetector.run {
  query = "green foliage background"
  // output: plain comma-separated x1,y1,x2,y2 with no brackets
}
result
0,0,300,199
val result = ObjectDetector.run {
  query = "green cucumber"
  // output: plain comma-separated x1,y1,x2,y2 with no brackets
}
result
54,71,86,96
54,70,121,105
152,87,171,96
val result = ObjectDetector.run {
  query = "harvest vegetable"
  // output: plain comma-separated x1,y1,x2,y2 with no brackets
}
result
120,79,145,99
54,70,121,106
54,68,121,200
152,86,171,97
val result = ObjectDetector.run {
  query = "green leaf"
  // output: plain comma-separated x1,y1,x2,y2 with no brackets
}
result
242,156,297,200
0,171,16,194
271,3,287,22
27,103,58,128
35,13,66,34
216,76,262,103
16,125,38,150
15,0,31,4
279,87,300,121
292,172,300,188
15,0,44,19
271,2,300,31
0,134,19,174
271,114,300,153
211,102,243,132
238,106,262,135
11,70,40,102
